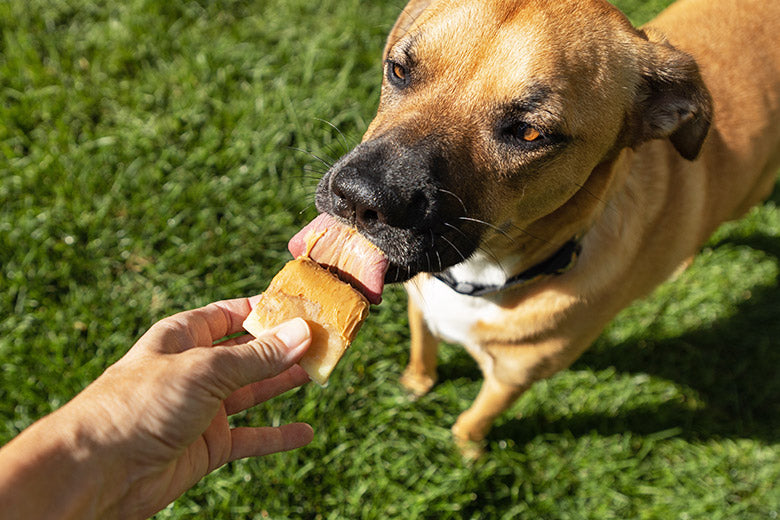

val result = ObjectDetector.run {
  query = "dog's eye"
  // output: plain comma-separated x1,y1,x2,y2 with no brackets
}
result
386,60,409,87
521,126,542,142
503,122,547,146
514,124,543,143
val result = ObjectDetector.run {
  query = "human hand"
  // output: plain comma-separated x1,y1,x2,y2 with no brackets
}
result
0,297,313,520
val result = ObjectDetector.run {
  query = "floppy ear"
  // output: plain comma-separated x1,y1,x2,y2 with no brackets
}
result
383,0,432,58
631,29,713,160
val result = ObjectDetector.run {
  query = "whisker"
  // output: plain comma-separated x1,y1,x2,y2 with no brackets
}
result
429,229,444,272
290,180,322,194
443,222,508,276
289,147,334,169
298,205,314,215
478,245,510,276
440,234,467,263
393,2,427,42
321,141,347,166
298,170,325,178
297,191,318,202
302,166,328,176
504,222,554,247
407,275,433,318
299,177,324,185
315,117,352,156
442,222,470,243
571,181,620,217
293,172,321,182
437,188,468,214
458,216,514,241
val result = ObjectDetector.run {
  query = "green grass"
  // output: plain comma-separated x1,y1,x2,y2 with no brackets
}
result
1,0,778,518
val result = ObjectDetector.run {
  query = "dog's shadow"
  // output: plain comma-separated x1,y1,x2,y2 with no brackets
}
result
499,237,778,444
440,190,780,446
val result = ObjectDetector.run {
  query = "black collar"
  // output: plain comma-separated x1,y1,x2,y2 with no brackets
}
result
433,238,582,297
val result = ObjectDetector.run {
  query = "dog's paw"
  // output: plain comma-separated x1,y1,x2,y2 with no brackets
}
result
451,423,486,460
399,368,437,398
455,437,486,460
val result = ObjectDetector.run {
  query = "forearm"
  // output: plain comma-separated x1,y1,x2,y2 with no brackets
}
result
0,404,125,519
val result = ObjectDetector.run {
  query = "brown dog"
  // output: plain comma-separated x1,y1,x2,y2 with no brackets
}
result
314,0,780,452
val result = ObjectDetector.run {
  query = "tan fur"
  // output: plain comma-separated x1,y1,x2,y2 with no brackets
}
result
372,0,780,451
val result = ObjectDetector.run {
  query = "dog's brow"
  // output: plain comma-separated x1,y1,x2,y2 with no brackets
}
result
499,85,564,126
510,85,555,112
391,34,419,65
493,85,569,138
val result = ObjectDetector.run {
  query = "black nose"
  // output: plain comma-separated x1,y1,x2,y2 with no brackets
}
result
322,142,436,232
329,168,413,229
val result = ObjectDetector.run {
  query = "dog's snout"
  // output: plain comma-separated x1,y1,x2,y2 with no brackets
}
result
314,135,443,234
329,166,428,230
330,171,382,226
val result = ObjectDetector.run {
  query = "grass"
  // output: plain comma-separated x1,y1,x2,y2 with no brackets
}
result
1,0,778,518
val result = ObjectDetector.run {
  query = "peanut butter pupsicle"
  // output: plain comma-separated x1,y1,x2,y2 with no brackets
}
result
242,257,370,385
243,214,388,385
288,214,388,305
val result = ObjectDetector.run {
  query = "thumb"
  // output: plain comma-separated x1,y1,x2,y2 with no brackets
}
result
209,318,312,393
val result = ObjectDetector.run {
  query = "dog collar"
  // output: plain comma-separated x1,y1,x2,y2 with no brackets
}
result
433,238,582,297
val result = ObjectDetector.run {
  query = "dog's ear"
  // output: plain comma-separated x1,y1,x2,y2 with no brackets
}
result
384,0,432,58
631,29,713,161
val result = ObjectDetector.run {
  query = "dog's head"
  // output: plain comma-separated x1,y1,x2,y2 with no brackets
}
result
315,0,712,284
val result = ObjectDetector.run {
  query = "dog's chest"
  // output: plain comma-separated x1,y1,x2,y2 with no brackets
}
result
406,275,504,349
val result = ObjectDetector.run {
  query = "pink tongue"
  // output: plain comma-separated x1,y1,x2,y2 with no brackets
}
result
288,214,388,304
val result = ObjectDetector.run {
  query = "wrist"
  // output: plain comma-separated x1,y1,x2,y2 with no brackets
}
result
0,399,128,519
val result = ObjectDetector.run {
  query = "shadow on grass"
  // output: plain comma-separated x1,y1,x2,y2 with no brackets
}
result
488,227,780,446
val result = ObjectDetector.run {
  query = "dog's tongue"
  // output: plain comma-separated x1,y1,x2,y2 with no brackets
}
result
288,214,388,304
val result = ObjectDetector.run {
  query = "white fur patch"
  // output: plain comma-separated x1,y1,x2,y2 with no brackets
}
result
406,252,511,351
446,250,522,287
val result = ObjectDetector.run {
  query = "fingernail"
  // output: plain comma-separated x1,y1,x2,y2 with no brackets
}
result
274,318,310,349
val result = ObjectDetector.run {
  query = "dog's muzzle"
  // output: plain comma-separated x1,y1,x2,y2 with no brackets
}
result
315,136,481,284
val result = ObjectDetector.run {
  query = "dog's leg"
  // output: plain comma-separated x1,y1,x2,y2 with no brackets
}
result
400,298,439,397
451,323,603,456
451,374,526,457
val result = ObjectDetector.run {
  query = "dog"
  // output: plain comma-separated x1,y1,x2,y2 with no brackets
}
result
313,0,780,453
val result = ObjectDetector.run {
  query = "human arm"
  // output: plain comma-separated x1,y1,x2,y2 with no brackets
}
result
0,297,313,519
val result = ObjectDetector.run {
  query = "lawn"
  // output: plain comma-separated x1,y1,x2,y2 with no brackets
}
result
1,0,778,518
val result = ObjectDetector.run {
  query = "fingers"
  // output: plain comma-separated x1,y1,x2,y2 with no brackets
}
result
206,318,312,395
140,296,279,356
228,423,314,461
224,365,310,415
191,297,255,343
194,295,263,341
142,297,256,354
